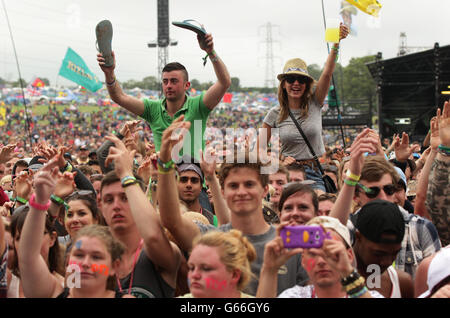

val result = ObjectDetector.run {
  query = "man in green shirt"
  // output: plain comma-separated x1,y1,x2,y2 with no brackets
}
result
97,33,231,159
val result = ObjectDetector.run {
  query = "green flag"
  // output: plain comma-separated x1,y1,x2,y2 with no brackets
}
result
58,47,102,92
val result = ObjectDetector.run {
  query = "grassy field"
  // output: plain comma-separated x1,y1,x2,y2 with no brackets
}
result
11,105,105,116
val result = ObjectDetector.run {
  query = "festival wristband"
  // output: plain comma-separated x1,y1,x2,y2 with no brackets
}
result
63,162,73,173
345,170,361,181
50,194,70,210
438,144,450,156
29,193,51,211
158,166,174,174
157,157,174,171
344,179,358,187
14,196,28,205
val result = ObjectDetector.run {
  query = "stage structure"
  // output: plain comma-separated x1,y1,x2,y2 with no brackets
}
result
366,43,450,141
148,0,177,89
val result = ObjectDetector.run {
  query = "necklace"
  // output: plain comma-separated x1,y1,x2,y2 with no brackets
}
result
116,238,144,295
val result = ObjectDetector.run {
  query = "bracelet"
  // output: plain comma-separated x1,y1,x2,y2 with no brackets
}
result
50,194,70,210
331,45,339,53
106,75,116,87
344,276,366,293
158,166,174,174
340,269,360,286
122,180,139,188
209,51,219,63
344,178,358,187
29,193,51,211
348,286,368,298
64,162,73,173
14,196,28,205
121,176,137,187
438,144,450,156
346,170,361,182
157,157,175,171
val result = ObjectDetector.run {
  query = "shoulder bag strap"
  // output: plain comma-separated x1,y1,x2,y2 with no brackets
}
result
287,109,325,176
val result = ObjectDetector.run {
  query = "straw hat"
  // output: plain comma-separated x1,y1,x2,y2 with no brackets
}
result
277,58,315,82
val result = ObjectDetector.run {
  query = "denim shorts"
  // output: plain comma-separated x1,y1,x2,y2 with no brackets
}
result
304,165,326,192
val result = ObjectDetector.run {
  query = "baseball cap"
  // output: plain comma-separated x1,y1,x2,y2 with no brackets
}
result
419,248,450,298
27,156,45,172
355,199,405,244
307,216,352,249
394,167,407,191
79,145,88,151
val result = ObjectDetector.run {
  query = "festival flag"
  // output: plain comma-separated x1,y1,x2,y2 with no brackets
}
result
345,0,382,17
0,106,5,126
222,92,233,103
58,47,102,92
32,78,45,88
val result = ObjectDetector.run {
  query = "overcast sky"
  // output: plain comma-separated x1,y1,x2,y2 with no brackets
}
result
0,0,449,88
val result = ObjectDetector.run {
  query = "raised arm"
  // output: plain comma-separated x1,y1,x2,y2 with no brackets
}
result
105,135,181,277
314,24,349,105
414,147,433,220
97,51,145,116
198,34,231,110
257,224,303,298
199,148,230,225
18,159,62,298
329,128,378,224
426,102,450,246
157,116,201,252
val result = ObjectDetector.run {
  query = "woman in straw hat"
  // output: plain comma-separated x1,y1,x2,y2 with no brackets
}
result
262,23,349,192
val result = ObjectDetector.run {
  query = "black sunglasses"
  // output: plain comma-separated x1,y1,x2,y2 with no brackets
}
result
179,176,200,184
285,75,309,84
357,183,396,198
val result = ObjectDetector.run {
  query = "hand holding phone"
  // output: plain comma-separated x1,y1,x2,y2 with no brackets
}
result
280,225,331,248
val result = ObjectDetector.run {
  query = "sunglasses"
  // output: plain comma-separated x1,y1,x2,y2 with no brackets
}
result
179,176,201,184
357,183,396,198
285,75,309,84
66,190,96,201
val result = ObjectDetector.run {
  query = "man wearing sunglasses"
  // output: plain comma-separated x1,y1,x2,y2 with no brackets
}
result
176,162,215,225
330,129,441,279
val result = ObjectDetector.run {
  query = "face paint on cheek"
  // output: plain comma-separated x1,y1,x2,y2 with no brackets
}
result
305,258,316,271
75,240,82,249
205,277,227,290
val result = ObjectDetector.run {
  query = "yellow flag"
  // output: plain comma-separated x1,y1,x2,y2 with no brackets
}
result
345,0,382,17
0,106,6,126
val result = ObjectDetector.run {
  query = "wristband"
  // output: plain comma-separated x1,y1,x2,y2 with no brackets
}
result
438,144,450,156
14,196,28,205
345,170,361,182
157,157,175,171
29,193,51,211
344,178,358,187
106,75,116,87
122,180,139,188
50,194,70,210
340,269,360,286
158,166,174,174
209,51,219,63
348,286,368,298
64,162,73,173
121,176,137,187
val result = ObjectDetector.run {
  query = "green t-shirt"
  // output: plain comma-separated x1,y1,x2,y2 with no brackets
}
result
141,92,211,159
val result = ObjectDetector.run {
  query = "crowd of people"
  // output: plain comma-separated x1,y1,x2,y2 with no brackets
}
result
0,23,449,300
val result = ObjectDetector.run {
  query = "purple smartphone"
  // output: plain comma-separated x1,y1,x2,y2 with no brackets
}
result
280,225,331,248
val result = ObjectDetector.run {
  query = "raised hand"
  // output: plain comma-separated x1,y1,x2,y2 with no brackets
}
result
0,143,17,164
394,132,415,161
199,147,217,179
339,23,350,41
437,101,450,146
347,128,378,176
429,116,441,151
160,115,191,163
198,33,214,54
105,135,135,179
54,171,77,198
310,239,354,278
14,170,34,200
33,158,60,204
97,51,116,74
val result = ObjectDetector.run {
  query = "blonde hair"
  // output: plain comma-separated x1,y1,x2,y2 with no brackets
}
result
71,225,125,290
192,230,256,291
277,79,315,124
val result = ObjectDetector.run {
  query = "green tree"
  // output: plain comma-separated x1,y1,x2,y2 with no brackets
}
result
230,77,240,92
190,79,201,90
40,78,50,86
142,76,159,90
307,64,322,81
11,78,27,87
342,55,377,106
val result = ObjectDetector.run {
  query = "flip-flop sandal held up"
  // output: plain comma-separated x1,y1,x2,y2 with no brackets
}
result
95,20,114,67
